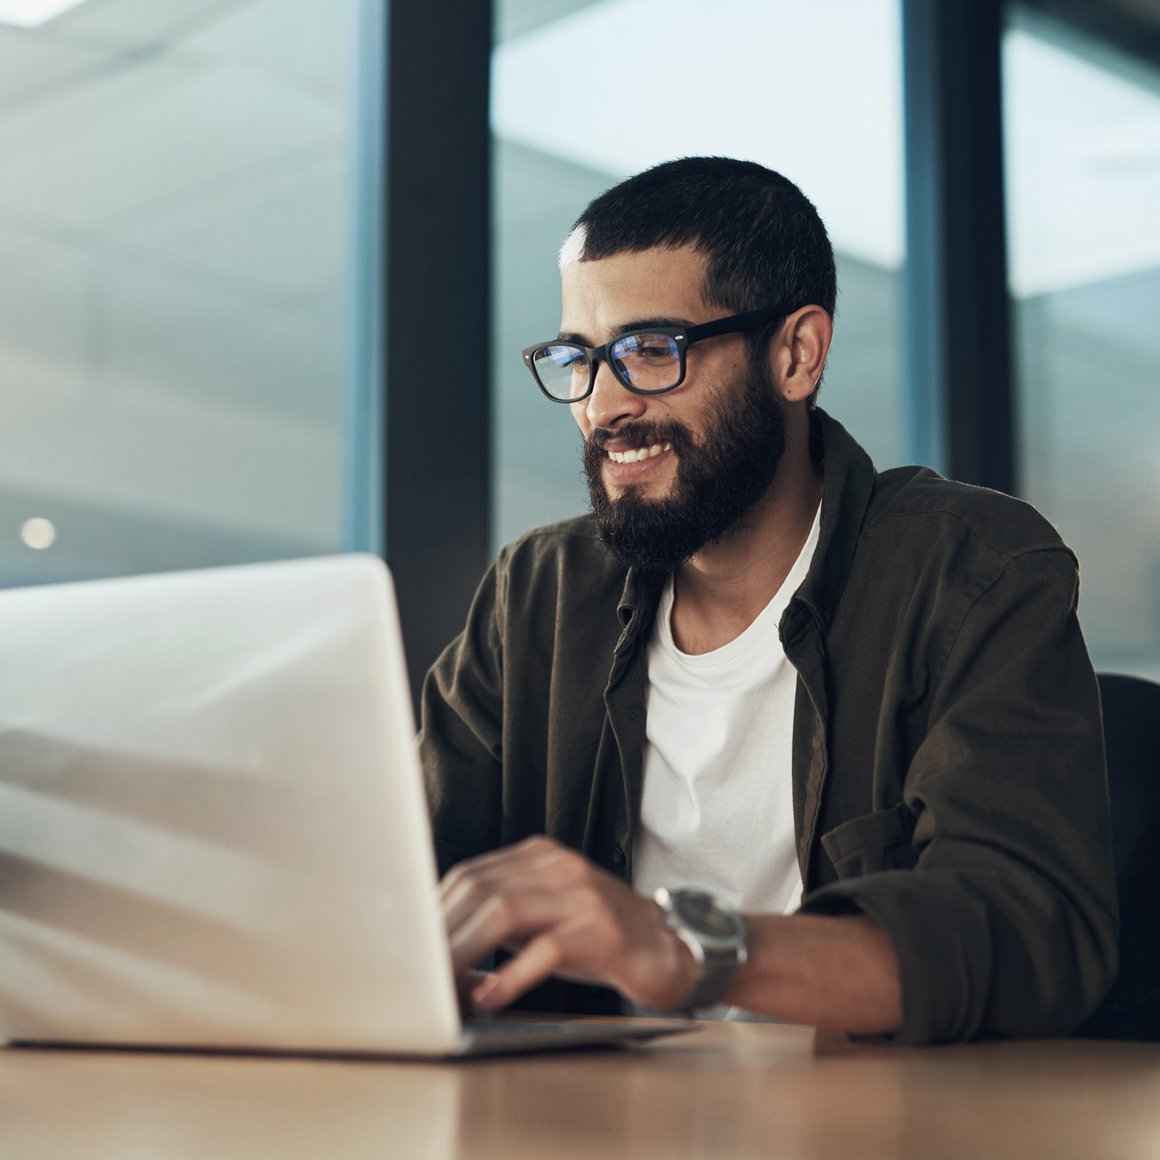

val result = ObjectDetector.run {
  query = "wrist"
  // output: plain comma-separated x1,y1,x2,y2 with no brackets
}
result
655,922,701,1011
653,888,749,1012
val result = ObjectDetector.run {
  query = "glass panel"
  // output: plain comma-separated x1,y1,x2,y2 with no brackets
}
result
531,343,593,401
610,333,683,394
0,0,360,585
492,0,907,548
1004,12,1160,680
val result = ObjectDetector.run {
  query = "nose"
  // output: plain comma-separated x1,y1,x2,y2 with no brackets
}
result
581,358,648,431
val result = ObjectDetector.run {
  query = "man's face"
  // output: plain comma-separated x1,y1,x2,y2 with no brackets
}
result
560,245,787,572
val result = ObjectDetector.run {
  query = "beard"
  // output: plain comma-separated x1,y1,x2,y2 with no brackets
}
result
582,358,788,574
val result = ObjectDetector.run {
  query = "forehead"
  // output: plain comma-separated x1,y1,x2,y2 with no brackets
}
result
559,244,711,337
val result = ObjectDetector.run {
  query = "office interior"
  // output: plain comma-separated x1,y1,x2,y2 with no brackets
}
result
0,0,1157,701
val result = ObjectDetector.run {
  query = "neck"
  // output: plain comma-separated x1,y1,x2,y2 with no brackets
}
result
669,412,822,655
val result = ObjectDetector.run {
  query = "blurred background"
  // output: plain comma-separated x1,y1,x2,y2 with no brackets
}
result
0,0,1157,689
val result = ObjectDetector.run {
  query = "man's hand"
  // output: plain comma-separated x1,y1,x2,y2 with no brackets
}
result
441,835,904,1034
441,836,697,1013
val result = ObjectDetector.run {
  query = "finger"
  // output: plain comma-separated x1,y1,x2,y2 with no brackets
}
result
455,968,494,1014
441,836,574,909
447,894,507,975
442,846,586,932
447,887,580,975
443,868,566,935
471,932,566,1012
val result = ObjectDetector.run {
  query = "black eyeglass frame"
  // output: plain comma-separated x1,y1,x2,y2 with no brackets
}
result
521,304,792,403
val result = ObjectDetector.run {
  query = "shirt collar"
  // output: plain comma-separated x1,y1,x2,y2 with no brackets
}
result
792,407,877,634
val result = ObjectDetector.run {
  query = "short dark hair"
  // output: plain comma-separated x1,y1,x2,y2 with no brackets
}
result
570,157,837,398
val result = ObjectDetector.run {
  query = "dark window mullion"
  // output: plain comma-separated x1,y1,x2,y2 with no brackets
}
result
381,0,493,705
903,0,1017,495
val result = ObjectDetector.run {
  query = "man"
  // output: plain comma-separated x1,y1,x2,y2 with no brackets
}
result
420,157,1117,1044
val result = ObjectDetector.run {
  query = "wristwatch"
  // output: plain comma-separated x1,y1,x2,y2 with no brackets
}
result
654,887,748,1011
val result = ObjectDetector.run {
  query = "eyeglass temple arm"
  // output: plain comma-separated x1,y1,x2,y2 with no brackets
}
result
683,305,793,342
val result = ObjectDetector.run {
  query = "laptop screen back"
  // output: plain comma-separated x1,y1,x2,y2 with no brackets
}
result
0,555,462,1054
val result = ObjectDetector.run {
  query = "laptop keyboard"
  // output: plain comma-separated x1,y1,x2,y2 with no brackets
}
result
464,1018,612,1037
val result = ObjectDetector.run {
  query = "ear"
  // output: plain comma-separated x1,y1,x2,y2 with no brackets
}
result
768,306,833,405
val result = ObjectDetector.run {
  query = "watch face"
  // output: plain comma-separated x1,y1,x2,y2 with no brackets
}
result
675,891,741,939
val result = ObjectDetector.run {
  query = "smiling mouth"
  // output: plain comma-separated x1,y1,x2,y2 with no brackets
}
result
606,441,673,464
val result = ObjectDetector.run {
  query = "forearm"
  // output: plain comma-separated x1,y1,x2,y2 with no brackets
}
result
725,913,903,1036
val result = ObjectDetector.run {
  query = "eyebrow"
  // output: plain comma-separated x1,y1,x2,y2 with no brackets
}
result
556,317,694,347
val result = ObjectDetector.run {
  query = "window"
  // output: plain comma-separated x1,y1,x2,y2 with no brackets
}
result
1004,12,1160,679
0,0,361,585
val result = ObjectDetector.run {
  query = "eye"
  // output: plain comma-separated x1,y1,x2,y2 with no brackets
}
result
541,344,584,369
616,334,678,360
639,344,672,359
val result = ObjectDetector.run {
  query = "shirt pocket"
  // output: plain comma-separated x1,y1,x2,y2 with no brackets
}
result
820,802,919,879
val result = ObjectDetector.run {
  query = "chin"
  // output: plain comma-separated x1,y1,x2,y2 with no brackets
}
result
604,468,678,500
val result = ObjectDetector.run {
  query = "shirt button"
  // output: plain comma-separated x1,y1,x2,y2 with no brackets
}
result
611,844,626,866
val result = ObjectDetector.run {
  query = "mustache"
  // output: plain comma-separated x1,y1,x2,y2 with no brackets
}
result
586,420,694,456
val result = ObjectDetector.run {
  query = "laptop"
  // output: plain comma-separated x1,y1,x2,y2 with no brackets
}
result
0,554,690,1057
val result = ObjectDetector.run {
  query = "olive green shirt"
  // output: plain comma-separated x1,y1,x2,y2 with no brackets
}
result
420,409,1117,1044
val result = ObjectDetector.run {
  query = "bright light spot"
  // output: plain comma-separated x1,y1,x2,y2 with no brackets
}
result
0,0,92,28
20,517,56,550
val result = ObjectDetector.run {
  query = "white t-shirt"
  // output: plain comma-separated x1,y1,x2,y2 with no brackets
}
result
632,505,822,924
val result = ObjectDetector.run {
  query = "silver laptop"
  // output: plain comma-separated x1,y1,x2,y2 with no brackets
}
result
0,554,689,1057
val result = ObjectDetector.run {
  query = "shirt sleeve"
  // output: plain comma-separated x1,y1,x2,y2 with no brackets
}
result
418,556,506,877
801,546,1119,1044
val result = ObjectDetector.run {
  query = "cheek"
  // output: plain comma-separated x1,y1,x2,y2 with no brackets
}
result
570,401,590,436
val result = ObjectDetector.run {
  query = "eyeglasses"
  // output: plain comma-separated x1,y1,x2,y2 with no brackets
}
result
521,305,790,403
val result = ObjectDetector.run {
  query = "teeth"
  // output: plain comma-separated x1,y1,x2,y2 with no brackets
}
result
607,442,672,464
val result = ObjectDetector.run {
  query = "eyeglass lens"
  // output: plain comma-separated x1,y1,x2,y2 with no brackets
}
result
532,332,682,400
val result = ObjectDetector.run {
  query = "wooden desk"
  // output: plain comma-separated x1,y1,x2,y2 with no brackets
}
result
2,1022,1159,1159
